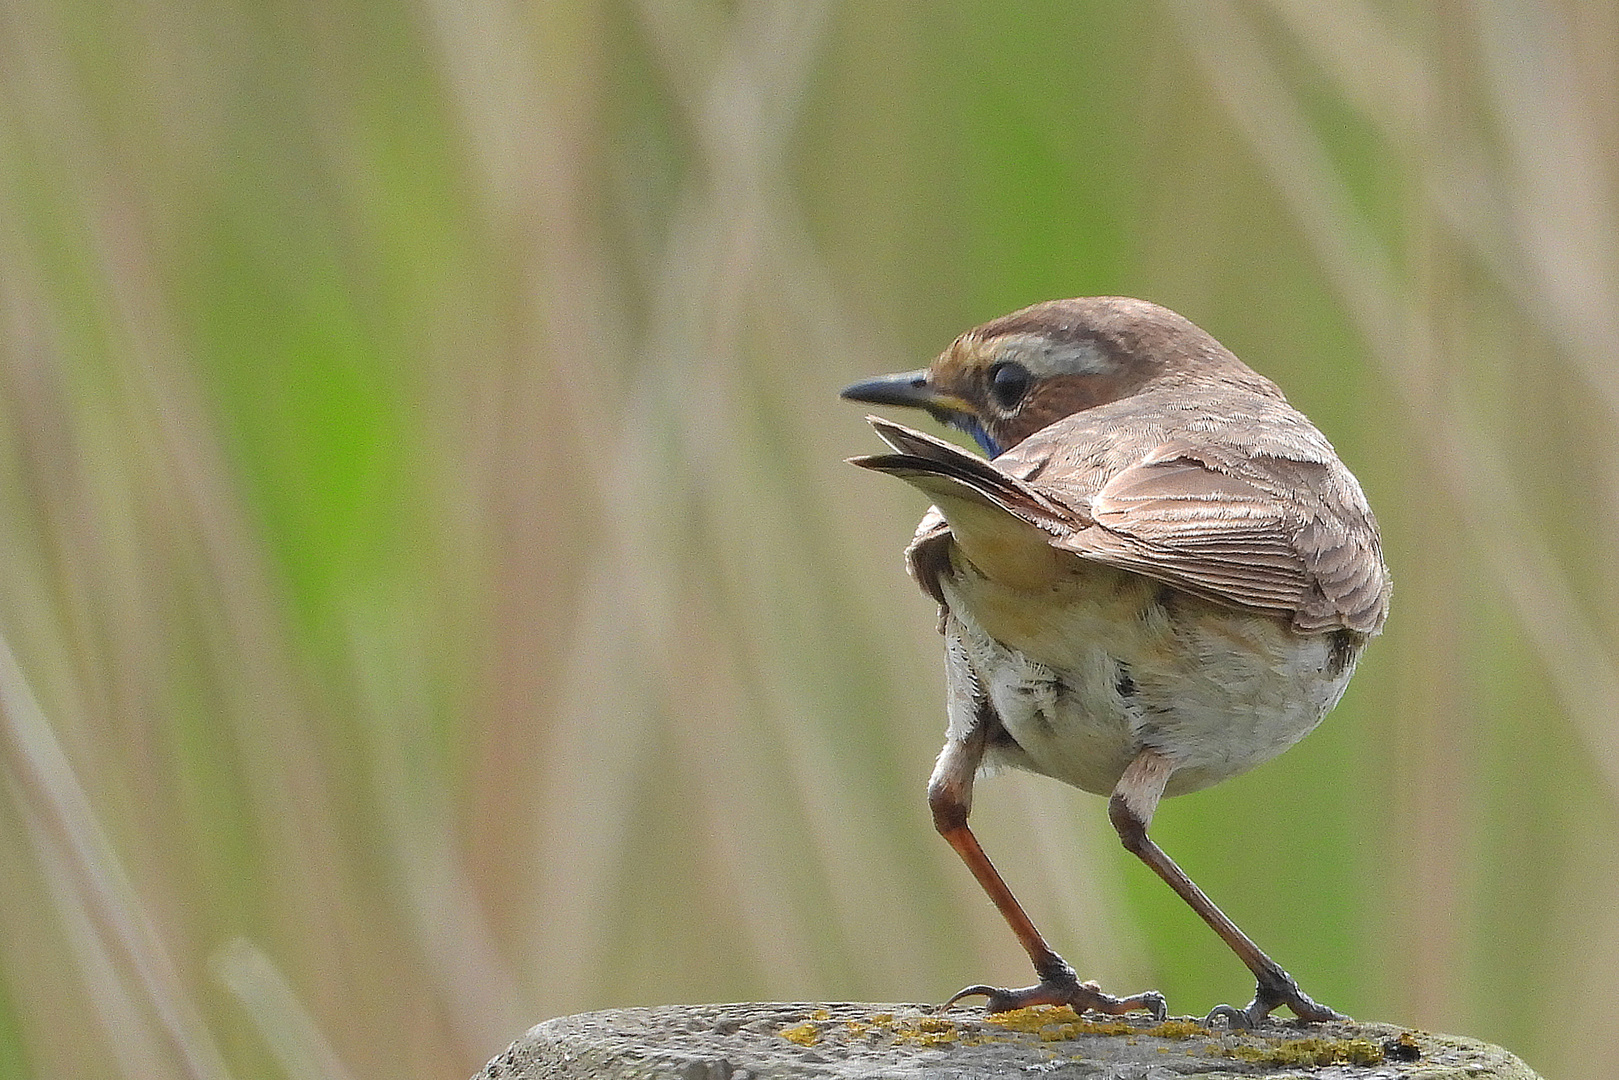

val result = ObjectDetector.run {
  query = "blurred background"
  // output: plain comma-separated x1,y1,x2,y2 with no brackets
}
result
1,0,1615,1077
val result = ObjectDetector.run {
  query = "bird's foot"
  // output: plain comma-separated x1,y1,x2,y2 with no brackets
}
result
940,958,1167,1022
1205,971,1348,1029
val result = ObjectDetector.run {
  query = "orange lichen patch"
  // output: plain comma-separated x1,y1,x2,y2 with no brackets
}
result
779,1021,820,1047
1222,1036,1385,1067
982,1004,1140,1041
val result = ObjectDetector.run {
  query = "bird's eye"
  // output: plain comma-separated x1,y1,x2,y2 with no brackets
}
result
988,361,1031,410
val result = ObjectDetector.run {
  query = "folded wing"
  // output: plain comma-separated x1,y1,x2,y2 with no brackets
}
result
854,418,1389,634
850,418,1077,594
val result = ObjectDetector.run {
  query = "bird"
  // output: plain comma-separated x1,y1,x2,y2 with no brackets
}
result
841,296,1390,1028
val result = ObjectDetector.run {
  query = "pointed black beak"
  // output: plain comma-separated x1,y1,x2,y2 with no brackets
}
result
840,368,939,409
841,368,1000,457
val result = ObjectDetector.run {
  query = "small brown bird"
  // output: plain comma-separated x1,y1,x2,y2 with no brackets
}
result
843,297,1390,1027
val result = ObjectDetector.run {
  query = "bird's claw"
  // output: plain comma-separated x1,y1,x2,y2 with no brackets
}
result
1204,973,1348,1028
940,971,1167,1023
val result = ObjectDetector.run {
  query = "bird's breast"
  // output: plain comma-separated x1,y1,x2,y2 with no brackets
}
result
940,550,1362,797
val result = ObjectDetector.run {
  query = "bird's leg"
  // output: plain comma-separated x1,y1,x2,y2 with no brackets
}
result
930,725,1166,1020
1108,748,1348,1028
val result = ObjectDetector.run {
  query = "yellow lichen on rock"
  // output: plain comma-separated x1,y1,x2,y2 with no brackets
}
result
779,1021,820,1047
1223,1036,1385,1067
982,1004,1138,1041
898,1015,963,1047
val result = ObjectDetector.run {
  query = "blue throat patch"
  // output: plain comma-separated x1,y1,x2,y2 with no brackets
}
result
952,415,1001,458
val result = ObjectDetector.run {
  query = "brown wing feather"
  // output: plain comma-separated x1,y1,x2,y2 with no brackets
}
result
854,417,1390,634
858,416,1075,525
1070,447,1388,632
850,424,1082,599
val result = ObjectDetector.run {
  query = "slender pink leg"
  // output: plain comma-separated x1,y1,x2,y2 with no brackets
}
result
1108,749,1347,1027
930,727,1165,1019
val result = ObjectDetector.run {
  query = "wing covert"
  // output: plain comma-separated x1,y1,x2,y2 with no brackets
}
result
1062,446,1388,633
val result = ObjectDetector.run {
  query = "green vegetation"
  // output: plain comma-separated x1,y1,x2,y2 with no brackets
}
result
0,3,1612,1078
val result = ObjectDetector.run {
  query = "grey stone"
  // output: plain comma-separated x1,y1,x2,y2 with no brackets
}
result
473,1002,1542,1079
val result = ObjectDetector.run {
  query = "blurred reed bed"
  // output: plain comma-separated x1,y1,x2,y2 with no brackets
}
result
0,1,1614,1079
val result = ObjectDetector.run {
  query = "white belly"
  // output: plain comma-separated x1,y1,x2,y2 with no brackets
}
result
939,559,1360,798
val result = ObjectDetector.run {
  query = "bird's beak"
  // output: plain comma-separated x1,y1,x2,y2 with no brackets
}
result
840,369,973,418
842,368,1002,456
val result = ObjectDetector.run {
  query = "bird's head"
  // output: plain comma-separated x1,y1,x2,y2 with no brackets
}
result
842,297,1261,456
